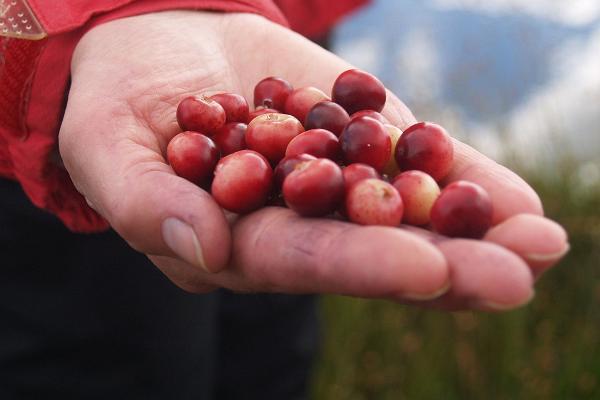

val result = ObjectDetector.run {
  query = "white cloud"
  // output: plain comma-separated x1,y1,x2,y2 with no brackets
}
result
484,26,600,164
432,0,600,26
394,28,442,102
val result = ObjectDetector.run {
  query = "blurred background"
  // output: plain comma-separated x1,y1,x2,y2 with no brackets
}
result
311,0,600,398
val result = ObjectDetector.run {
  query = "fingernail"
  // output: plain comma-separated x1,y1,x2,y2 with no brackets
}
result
161,217,208,272
476,289,535,311
404,280,452,301
525,243,570,263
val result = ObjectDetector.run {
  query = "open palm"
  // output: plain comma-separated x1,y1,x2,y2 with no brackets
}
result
58,11,568,311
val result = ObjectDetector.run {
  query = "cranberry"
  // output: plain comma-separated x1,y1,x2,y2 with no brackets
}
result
339,116,391,172
332,69,386,114
342,163,381,191
284,86,330,125
391,170,440,226
283,158,344,217
254,76,293,110
304,100,350,137
285,129,341,161
273,153,317,190
345,179,403,226
176,95,226,135
430,180,493,238
209,93,249,123
351,110,389,125
248,106,279,123
212,122,247,156
245,113,304,165
395,122,454,182
211,150,273,214
167,131,219,185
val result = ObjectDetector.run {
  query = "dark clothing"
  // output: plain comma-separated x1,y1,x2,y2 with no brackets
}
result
0,178,319,399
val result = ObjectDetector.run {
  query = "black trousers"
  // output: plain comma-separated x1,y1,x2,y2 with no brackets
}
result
0,178,319,399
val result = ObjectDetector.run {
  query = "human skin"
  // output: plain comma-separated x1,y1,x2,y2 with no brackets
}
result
58,11,569,311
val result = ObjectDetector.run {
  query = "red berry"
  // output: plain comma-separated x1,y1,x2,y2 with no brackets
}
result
342,163,381,191
332,69,386,114
395,122,454,182
351,110,389,125
248,106,279,123
304,100,350,136
339,163,382,217
273,153,317,190
176,95,226,135
345,179,403,226
284,86,330,124
285,129,341,161
213,122,247,156
391,170,440,226
283,158,344,217
209,93,249,123
340,116,391,172
430,180,493,238
246,113,304,165
254,76,293,110
167,131,220,185
211,150,273,214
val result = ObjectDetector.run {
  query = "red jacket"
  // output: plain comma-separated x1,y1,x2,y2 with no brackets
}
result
0,0,366,232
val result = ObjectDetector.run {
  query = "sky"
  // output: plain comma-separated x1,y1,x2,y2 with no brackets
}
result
332,0,600,166
432,0,600,26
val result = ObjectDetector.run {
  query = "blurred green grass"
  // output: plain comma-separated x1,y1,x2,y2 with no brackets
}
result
311,158,600,400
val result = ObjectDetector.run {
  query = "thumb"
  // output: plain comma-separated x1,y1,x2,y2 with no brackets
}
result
59,114,231,273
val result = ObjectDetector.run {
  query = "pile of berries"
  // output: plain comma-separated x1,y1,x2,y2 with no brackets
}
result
167,69,493,239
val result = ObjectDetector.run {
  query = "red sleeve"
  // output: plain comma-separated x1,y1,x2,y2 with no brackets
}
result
27,0,286,35
0,0,287,232
274,0,369,39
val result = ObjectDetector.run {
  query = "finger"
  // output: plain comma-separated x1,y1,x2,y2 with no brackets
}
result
59,113,231,273
385,87,543,224
443,139,544,224
198,207,449,300
484,213,570,277
410,238,535,311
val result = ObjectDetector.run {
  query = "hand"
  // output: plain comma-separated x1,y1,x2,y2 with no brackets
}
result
59,11,568,310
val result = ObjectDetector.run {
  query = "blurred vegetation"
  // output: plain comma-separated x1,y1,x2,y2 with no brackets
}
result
311,155,600,399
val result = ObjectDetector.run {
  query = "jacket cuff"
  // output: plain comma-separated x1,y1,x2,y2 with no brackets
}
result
27,0,287,35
